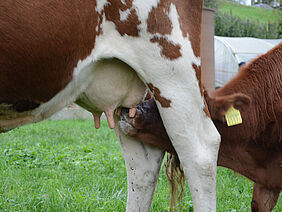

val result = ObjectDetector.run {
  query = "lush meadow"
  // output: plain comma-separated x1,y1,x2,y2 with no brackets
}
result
0,120,281,211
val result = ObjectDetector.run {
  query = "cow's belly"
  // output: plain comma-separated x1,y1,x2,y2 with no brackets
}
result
76,58,146,129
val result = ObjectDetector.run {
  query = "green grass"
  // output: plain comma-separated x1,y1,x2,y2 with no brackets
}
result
219,1,282,24
0,120,281,211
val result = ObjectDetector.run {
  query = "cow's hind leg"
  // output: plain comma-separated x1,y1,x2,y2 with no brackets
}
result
126,56,221,210
251,183,280,212
150,84,220,212
114,121,164,212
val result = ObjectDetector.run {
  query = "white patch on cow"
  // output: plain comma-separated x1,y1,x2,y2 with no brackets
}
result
168,4,201,65
133,0,160,30
121,0,126,5
119,9,131,21
96,0,109,13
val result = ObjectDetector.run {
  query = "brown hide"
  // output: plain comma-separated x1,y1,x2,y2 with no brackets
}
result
123,43,282,210
0,0,98,111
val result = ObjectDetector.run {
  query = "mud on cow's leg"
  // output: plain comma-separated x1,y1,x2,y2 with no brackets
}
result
114,117,164,212
251,183,280,212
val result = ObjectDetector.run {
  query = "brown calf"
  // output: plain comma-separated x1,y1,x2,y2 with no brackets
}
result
121,43,282,211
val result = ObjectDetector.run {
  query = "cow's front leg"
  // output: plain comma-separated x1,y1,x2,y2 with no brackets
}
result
114,118,164,212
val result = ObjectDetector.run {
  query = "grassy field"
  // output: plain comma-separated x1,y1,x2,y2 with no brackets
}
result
0,120,281,211
219,1,282,24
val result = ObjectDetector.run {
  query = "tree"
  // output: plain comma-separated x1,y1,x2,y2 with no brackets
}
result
204,0,219,9
256,0,276,5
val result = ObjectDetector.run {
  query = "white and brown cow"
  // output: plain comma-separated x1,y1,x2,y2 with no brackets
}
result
0,1,221,211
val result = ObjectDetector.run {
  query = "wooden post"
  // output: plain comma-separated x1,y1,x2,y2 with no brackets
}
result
201,7,215,91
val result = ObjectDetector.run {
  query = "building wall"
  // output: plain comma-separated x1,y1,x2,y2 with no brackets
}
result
233,0,252,5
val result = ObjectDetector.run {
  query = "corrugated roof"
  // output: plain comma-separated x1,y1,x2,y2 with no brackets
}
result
215,36,280,54
214,36,282,87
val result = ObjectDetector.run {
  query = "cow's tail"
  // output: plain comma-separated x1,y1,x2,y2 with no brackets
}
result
164,153,185,211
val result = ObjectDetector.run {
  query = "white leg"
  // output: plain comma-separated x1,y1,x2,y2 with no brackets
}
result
126,57,220,211
114,121,164,212
131,46,220,212
151,85,220,212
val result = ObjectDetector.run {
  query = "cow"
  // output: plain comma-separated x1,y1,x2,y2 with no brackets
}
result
120,43,282,211
0,1,221,211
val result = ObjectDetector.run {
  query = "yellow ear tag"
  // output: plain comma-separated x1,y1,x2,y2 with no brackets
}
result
225,106,242,127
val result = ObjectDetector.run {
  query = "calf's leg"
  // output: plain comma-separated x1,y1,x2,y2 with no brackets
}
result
251,183,280,212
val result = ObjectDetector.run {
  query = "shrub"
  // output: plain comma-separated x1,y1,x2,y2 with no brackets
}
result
204,0,219,9
214,11,281,39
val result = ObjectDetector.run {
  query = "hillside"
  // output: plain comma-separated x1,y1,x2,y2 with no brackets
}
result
218,1,281,24
209,0,282,38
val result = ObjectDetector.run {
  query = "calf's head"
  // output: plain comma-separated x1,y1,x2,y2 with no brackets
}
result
119,89,252,155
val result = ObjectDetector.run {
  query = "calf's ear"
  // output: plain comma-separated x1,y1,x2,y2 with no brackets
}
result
213,93,251,122
232,93,251,110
